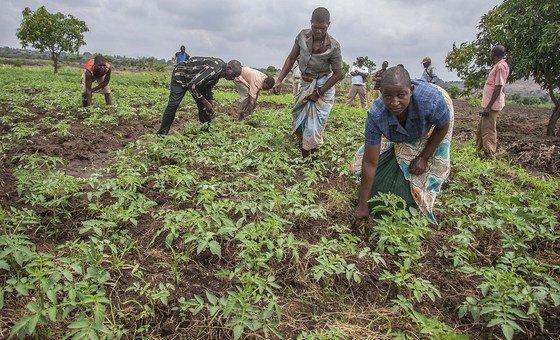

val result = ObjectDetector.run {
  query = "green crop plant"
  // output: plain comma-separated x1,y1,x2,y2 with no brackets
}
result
151,165,200,202
369,193,432,261
2,65,560,339
176,280,281,340
381,259,441,304
152,204,237,259
458,253,560,340
306,226,383,286
124,278,175,326
391,295,467,339
297,327,347,339
2,238,113,339
13,154,83,229
233,217,302,274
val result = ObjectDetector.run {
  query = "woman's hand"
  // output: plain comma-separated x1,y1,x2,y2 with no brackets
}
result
409,156,428,175
353,203,369,227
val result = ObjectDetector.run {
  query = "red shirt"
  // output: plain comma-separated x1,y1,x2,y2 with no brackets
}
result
83,59,111,77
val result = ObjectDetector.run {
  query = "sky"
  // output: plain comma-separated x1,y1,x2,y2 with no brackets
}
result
0,0,504,81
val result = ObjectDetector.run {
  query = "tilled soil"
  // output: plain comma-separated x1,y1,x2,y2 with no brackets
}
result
1,98,559,338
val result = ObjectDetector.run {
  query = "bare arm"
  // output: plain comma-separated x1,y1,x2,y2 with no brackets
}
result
92,68,111,92
319,68,342,94
246,96,256,115
354,144,381,222
273,44,300,94
482,85,503,114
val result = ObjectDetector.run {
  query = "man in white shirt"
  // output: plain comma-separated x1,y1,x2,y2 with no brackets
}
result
346,57,369,108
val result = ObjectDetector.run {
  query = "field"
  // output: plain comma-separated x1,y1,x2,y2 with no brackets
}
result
1,65,559,339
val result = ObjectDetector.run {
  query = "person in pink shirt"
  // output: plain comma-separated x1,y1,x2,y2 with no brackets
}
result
233,67,275,120
476,44,509,157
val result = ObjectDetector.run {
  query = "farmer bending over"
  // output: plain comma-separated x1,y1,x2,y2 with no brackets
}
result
233,66,275,120
353,66,454,224
82,55,112,107
156,57,242,135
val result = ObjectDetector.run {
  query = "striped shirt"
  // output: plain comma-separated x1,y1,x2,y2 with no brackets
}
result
173,57,226,101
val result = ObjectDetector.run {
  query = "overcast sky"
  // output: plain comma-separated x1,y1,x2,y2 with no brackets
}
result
1,0,503,80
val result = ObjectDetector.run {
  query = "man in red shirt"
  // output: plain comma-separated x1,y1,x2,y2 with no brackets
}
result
82,55,112,107
476,45,509,157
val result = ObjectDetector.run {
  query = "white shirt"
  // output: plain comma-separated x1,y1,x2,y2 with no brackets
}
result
350,64,368,85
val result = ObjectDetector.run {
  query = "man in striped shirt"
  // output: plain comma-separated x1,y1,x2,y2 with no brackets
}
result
156,57,242,135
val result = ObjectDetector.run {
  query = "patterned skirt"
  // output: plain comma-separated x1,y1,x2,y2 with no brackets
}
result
292,76,335,150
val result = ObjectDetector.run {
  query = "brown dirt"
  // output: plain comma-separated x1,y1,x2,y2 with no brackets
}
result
452,100,560,174
1,98,559,339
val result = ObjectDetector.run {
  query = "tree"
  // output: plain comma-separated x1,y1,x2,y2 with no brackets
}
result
265,65,278,77
446,0,560,136
16,6,88,74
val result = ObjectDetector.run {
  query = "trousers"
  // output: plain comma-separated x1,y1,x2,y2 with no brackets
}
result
157,77,213,135
346,84,367,108
475,109,500,156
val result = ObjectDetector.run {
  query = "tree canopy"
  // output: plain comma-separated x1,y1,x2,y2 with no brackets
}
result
446,0,560,135
16,6,88,74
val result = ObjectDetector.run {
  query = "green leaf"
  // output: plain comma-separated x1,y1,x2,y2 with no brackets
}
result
208,240,221,257
15,281,30,296
551,293,560,306
62,269,74,282
465,296,477,305
480,305,501,315
47,306,58,321
458,305,467,319
233,324,244,340
196,240,208,255
208,305,220,317
10,315,32,337
47,288,57,303
487,318,505,327
501,324,514,340
68,317,91,329
27,314,40,334
88,328,99,340
0,259,9,271
206,291,218,305
26,301,41,313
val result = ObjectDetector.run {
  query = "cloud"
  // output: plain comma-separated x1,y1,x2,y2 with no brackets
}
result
0,0,503,80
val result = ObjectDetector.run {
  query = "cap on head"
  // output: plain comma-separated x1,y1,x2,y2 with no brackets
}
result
357,57,364,62
421,57,431,64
